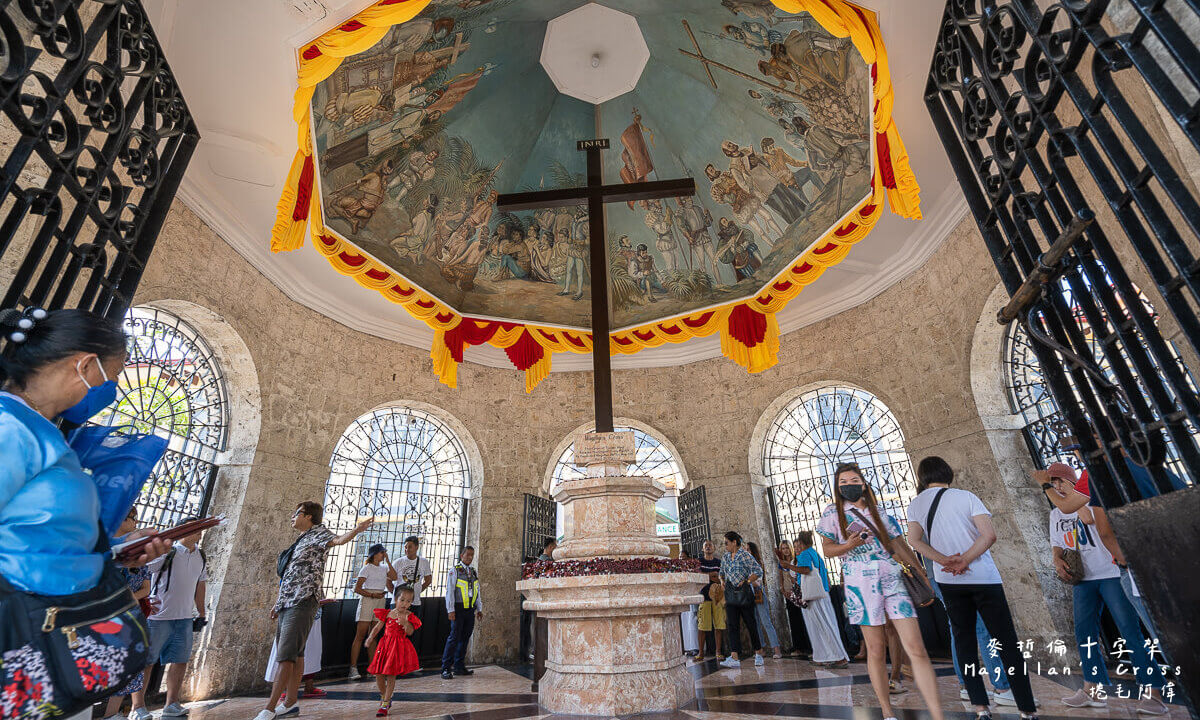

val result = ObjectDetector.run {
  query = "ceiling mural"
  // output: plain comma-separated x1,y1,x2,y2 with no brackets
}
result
310,0,873,332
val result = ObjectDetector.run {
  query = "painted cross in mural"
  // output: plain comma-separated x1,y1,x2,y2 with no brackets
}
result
496,140,696,431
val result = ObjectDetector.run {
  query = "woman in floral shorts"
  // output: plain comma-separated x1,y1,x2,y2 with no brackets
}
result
817,463,944,720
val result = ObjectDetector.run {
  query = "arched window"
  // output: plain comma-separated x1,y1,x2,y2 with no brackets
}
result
95,307,230,529
760,386,917,578
322,406,471,600
550,425,685,541
1003,281,1197,481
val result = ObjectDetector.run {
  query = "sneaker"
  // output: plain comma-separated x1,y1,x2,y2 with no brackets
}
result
376,702,390,717
274,703,300,717
753,654,765,667
252,711,276,720
718,656,741,669
161,703,189,717
129,709,153,720
454,666,474,676
348,668,362,680
1062,689,1106,708
300,688,327,699
960,689,971,701
441,670,454,679
1136,698,1168,716
993,690,1016,706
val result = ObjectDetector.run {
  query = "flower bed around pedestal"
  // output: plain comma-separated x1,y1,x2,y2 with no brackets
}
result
521,557,701,580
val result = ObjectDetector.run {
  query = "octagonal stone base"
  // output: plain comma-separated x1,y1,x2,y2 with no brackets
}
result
518,572,706,716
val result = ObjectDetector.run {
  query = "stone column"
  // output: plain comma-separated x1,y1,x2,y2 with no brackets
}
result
517,457,706,716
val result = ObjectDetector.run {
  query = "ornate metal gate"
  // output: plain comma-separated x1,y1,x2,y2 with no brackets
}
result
1,1,199,318
677,485,710,559
927,0,1200,707
522,493,555,562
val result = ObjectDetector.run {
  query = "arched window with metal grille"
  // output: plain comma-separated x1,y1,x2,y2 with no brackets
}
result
94,307,230,529
322,406,472,600
1003,280,1198,484
549,425,685,542
761,385,917,578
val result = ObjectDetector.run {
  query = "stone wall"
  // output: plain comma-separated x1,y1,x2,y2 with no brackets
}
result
136,201,1073,699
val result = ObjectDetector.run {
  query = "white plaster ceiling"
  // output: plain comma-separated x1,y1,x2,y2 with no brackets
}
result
541,4,649,105
148,0,966,371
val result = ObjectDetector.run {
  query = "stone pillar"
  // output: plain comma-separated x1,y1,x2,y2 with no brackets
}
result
517,457,705,716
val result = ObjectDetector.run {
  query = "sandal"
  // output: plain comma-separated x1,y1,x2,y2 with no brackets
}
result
376,701,390,717
889,680,908,694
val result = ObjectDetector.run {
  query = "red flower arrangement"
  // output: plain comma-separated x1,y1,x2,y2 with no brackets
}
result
521,557,701,580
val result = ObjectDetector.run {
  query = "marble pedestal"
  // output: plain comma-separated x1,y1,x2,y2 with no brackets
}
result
517,466,705,716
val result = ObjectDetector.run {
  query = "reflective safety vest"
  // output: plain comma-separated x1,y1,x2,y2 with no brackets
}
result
454,563,479,609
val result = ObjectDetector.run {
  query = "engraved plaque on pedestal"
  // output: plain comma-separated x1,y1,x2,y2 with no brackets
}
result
573,431,635,467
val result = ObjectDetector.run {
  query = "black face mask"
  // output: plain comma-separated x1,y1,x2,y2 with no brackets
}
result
838,485,865,503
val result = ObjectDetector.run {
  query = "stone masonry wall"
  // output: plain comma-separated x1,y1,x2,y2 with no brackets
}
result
136,201,1073,699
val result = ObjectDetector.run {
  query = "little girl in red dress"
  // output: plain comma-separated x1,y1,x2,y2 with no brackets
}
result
365,586,421,716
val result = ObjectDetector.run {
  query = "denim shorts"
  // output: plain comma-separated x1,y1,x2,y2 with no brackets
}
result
149,618,195,664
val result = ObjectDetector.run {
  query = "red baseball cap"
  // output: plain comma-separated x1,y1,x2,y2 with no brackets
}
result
1046,462,1078,482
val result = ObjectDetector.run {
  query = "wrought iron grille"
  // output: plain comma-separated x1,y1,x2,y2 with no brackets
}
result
677,485,710,559
926,0,1200,508
1004,287,1198,481
0,1,199,319
762,386,918,579
322,407,471,600
92,307,229,529
522,493,555,562
550,425,684,539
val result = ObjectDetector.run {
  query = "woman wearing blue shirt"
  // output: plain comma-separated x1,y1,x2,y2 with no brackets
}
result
788,531,848,667
0,308,170,720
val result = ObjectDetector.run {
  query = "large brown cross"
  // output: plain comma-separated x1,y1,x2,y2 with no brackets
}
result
496,140,695,432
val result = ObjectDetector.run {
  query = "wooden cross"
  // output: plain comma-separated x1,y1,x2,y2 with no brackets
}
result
496,140,695,432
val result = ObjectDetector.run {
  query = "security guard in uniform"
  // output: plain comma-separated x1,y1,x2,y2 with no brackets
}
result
441,545,483,679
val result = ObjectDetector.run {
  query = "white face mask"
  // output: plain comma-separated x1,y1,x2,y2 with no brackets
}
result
75,356,110,388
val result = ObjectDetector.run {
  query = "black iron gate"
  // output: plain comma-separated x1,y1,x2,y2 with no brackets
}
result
1,1,199,318
677,485,710,558
927,0,1200,707
522,493,555,562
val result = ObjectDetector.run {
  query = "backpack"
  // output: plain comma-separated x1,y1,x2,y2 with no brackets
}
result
152,546,208,597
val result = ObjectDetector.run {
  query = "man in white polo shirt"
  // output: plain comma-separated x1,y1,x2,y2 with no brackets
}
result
392,535,432,609
129,520,208,719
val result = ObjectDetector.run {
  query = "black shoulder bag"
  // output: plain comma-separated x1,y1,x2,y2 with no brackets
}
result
924,488,948,551
277,534,304,578
0,524,150,720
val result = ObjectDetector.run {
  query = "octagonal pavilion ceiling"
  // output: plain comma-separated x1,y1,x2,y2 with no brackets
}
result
308,0,874,333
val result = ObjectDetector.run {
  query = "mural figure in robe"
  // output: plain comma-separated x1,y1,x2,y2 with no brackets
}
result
391,149,441,201
760,137,823,208
330,159,394,233
390,193,439,264
721,141,783,242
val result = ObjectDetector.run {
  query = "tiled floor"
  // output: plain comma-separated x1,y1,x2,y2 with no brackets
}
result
175,660,1191,720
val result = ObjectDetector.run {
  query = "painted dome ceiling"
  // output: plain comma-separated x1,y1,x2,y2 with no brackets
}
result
309,0,874,333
